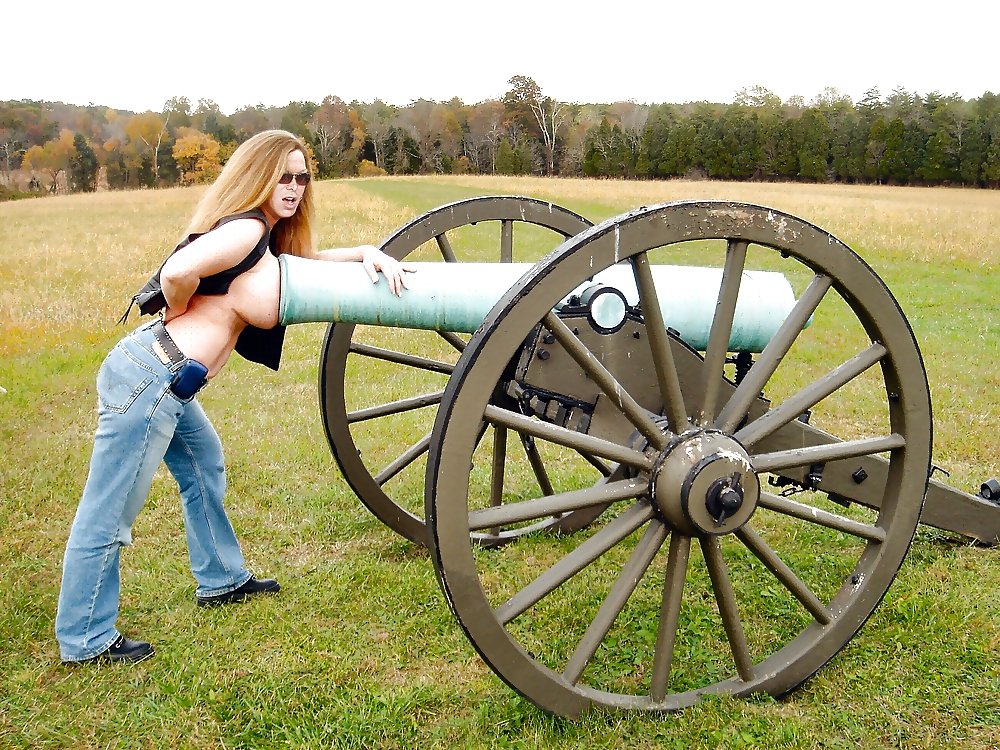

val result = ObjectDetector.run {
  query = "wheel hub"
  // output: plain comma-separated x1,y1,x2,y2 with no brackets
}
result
651,429,759,535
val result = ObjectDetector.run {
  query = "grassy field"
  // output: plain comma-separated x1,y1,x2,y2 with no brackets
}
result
2,176,1000,749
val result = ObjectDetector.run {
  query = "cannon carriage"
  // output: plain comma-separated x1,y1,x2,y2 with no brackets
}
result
279,196,1000,717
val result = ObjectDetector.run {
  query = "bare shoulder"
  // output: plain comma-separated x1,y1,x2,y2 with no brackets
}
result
165,216,268,280
179,217,267,270
207,216,267,249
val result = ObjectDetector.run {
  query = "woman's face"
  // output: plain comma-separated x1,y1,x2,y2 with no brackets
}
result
261,149,308,225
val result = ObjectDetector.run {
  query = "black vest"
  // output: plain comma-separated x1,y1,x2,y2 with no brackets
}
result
124,209,286,370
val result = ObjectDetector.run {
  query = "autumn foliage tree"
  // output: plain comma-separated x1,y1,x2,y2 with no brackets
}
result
124,112,170,185
22,129,76,192
172,127,221,184
309,96,365,177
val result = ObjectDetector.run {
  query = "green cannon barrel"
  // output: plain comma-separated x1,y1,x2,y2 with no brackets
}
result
278,254,800,353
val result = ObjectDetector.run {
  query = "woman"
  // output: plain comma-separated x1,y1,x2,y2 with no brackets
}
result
56,130,412,663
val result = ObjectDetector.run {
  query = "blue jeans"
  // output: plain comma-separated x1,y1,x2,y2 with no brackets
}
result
56,321,252,661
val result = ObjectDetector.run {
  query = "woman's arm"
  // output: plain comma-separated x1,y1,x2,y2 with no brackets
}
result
160,218,267,318
311,244,415,296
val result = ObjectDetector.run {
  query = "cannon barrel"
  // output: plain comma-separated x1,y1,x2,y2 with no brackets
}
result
278,254,800,353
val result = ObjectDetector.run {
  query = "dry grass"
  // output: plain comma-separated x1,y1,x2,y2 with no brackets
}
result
436,175,1000,266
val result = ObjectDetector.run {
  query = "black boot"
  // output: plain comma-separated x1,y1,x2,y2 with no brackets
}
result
70,635,154,664
196,575,280,607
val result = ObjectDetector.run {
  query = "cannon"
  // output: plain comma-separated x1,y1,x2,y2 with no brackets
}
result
280,196,1000,716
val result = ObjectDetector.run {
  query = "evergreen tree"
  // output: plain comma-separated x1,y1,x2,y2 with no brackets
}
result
797,110,831,181
982,115,1000,186
830,111,868,182
921,125,961,182
721,109,760,179
582,120,612,177
69,133,98,192
866,118,888,182
959,120,985,185
643,104,675,175
899,121,930,183
105,152,127,190
495,139,519,175
772,120,800,178
515,140,536,174
609,123,633,177
280,101,318,143
881,118,907,182
156,138,179,185
657,122,697,176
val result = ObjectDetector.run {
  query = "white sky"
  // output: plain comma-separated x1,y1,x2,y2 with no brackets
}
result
8,0,998,114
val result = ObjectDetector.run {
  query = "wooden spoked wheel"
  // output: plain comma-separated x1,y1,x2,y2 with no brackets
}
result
319,196,599,547
427,201,932,715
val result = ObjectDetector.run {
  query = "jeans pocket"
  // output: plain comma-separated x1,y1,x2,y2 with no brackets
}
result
97,346,156,414
165,388,196,406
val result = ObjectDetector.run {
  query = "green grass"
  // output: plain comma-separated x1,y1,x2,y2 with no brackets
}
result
2,177,1000,748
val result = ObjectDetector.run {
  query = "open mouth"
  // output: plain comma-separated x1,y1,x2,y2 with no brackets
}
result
282,197,298,208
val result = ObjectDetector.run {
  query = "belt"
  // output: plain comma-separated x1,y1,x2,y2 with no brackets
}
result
151,319,186,366
150,320,209,399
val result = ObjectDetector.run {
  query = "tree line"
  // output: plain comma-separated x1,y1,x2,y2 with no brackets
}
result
3,77,1000,200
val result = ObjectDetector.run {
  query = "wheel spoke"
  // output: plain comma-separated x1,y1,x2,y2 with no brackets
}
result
500,220,513,262
735,525,831,625
437,330,467,353
489,426,508,535
758,492,886,542
650,532,691,702
699,240,748,425
347,390,444,423
350,342,455,375
715,274,833,433
468,478,648,530
520,434,555,496
436,232,458,262
484,405,654,471
495,501,655,625
543,311,667,451
631,252,688,433
578,451,613,477
373,431,431,486
701,536,755,683
564,520,669,684
734,342,888,447
752,434,905,473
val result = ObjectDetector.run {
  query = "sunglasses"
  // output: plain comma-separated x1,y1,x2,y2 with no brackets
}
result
278,171,311,186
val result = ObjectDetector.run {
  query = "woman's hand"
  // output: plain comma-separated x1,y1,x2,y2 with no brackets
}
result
161,306,183,324
360,245,416,296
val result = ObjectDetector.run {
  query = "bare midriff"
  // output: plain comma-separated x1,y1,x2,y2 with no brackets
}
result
163,251,281,377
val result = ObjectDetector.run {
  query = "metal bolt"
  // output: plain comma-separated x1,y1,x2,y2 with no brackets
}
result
979,478,1000,503
852,468,868,484
537,349,550,361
